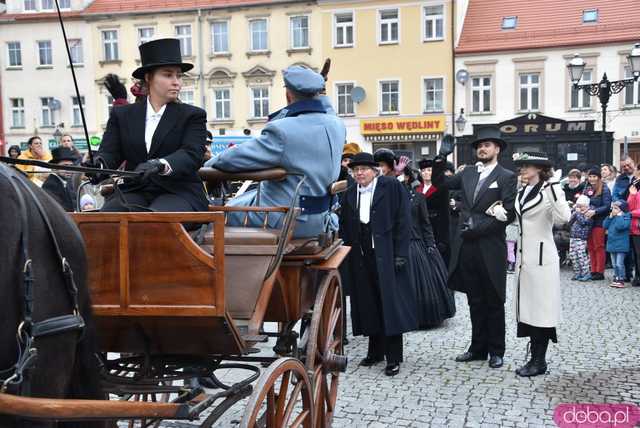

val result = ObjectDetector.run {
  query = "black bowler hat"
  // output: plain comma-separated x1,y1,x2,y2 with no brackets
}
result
418,158,434,169
471,125,507,150
132,38,194,79
513,151,552,167
348,152,378,169
50,147,78,164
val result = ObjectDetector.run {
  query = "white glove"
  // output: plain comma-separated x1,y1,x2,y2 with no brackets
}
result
550,168,562,184
485,201,508,222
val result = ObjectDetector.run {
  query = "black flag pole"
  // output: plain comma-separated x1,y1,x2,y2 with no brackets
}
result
53,0,94,164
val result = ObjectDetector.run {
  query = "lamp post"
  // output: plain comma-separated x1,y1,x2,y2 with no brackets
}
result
567,42,640,163
454,108,467,134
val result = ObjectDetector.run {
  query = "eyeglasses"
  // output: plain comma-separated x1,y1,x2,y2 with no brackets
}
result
351,166,373,173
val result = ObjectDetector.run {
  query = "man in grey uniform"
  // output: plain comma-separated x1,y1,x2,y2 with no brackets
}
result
207,66,346,238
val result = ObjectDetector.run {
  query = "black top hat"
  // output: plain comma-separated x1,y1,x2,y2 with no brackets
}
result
513,151,552,167
471,126,507,150
132,38,194,79
418,158,433,169
373,148,396,168
348,152,378,169
50,147,78,164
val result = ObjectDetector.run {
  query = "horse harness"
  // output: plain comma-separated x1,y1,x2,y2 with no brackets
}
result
0,165,86,395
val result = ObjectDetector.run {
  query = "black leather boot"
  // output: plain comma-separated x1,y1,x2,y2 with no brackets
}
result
516,339,548,377
515,341,534,376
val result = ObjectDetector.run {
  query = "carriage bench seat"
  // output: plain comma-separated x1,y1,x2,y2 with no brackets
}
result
196,226,279,247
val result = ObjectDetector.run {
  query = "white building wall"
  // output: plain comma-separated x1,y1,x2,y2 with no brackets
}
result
1,18,98,150
455,42,640,163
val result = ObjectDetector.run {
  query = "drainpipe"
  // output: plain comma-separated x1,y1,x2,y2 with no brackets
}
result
197,8,206,110
450,0,457,166
0,72,5,155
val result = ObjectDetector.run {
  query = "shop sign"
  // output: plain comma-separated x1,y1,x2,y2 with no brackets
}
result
360,116,446,135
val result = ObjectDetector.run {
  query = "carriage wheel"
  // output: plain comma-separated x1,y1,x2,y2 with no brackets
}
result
305,270,347,428
241,357,313,428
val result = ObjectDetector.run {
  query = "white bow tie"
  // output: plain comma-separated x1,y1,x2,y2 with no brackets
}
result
476,162,485,173
358,185,374,194
149,113,162,121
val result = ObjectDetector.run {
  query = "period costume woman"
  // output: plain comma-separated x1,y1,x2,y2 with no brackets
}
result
405,181,455,328
94,38,208,212
513,152,571,377
339,152,416,376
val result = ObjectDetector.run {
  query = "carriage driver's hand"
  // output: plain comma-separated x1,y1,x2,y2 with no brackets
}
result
82,155,109,185
134,159,166,182
394,257,407,271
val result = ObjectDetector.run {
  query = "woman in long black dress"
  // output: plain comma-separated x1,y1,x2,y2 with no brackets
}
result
406,180,456,328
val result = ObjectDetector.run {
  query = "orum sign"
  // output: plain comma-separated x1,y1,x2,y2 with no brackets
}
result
498,113,594,136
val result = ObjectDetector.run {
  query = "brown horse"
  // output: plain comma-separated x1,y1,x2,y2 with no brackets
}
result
0,163,108,428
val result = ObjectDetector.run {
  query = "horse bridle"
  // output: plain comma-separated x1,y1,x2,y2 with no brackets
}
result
0,165,86,395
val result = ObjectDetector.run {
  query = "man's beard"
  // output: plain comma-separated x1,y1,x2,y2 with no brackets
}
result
477,153,496,164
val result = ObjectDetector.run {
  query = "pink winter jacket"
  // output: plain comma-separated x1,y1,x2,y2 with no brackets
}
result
627,192,640,235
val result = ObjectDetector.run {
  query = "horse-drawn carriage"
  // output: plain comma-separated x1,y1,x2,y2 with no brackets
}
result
0,167,349,427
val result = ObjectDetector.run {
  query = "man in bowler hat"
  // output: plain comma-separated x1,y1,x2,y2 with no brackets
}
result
433,126,517,368
93,38,208,212
339,152,417,376
42,146,79,212
207,65,345,238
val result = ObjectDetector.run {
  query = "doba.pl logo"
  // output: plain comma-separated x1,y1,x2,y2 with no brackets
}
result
554,403,640,427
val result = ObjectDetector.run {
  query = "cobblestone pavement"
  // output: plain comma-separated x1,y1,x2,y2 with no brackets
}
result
134,268,640,427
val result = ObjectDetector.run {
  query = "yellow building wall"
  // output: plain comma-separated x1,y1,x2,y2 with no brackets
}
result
320,0,453,120
87,2,323,134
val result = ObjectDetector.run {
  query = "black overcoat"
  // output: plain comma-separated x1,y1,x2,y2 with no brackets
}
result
432,162,517,301
340,176,417,336
99,99,209,210
42,174,75,212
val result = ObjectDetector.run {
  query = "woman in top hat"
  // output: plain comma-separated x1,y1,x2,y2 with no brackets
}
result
374,148,397,177
512,152,571,377
339,152,416,376
93,38,208,213
416,158,451,266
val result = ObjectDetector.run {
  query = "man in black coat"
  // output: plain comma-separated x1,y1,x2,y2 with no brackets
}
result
340,152,417,376
42,147,79,212
433,126,517,368
94,38,208,212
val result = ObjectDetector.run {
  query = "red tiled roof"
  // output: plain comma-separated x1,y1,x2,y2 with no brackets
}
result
457,0,640,54
83,0,300,15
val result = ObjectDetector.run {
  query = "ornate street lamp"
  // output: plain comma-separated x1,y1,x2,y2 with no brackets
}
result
455,108,467,133
567,43,640,163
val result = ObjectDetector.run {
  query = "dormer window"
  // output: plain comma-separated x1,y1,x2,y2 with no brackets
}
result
583,9,598,23
501,16,517,29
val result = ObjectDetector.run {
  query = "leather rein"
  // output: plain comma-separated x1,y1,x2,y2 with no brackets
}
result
0,165,86,395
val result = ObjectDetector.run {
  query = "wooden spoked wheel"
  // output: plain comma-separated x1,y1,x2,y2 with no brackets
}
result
241,357,313,428
305,270,346,428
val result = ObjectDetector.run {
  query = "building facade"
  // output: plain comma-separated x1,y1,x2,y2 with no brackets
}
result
0,0,98,152
319,0,455,160
455,0,640,168
83,0,324,138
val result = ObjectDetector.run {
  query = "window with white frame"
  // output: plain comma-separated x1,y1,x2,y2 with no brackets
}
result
211,21,229,53
59,0,71,8
290,16,309,49
251,87,269,118
424,78,444,112
102,30,118,61
471,76,491,113
334,13,353,47
105,95,114,122
380,80,399,114
179,89,194,105
37,40,52,66
7,42,22,67
41,0,53,10
570,69,591,110
519,73,540,112
624,66,640,107
72,96,85,126
68,39,83,65
213,88,231,119
424,5,444,41
379,9,398,44
249,19,268,51
41,97,54,127
137,27,154,46
11,98,25,128
175,24,192,57
24,0,36,11
336,83,354,116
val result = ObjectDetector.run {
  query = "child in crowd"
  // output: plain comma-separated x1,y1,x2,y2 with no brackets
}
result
505,221,518,273
603,201,631,288
569,195,593,281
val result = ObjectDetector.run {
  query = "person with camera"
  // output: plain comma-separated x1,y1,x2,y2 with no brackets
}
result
432,126,517,369
512,152,571,377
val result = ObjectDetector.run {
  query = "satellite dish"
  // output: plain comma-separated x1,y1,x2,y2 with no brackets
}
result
456,69,469,85
50,99,62,111
351,86,366,103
